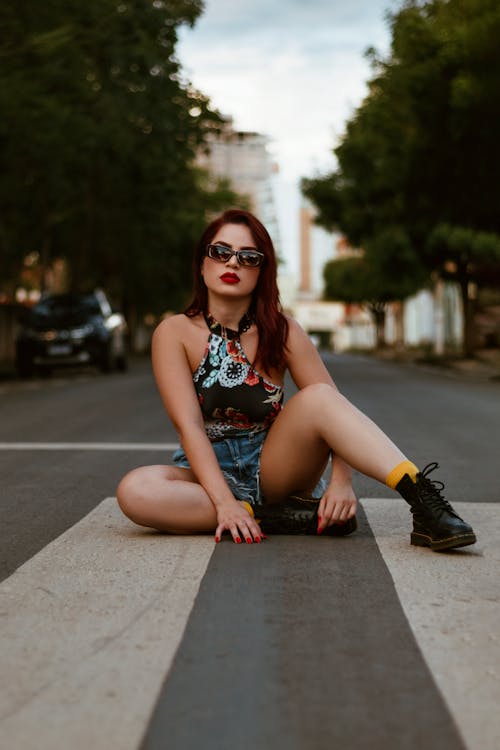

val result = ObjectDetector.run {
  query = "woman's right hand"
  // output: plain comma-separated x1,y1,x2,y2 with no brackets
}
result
215,501,264,544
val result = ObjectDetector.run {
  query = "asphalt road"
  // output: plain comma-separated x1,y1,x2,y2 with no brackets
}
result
1,353,498,579
1,354,499,749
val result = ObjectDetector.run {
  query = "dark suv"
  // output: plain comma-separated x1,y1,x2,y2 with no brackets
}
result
15,290,128,377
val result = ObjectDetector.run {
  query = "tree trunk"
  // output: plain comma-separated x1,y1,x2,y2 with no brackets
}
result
124,302,138,355
40,234,51,293
392,301,405,349
368,302,387,348
433,278,445,356
458,268,476,358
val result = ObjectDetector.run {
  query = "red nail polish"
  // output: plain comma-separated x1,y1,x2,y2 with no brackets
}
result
255,536,261,543
246,537,252,544
215,536,220,543
235,537,241,544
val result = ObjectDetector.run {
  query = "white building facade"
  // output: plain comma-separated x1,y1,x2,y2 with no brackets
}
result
198,118,280,255
290,199,464,352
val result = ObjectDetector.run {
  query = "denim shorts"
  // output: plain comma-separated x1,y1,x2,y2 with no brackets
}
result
172,430,327,508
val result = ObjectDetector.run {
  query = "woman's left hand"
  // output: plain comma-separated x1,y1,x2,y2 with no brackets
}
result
317,478,358,534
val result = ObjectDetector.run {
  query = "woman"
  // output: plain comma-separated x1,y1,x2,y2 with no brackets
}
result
117,209,476,551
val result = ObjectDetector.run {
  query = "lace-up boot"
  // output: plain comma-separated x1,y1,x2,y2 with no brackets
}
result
396,463,476,550
254,495,357,536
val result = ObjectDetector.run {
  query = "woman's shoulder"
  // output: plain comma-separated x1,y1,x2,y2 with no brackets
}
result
283,315,308,343
283,315,320,360
152,314,208,371
153,312,204,340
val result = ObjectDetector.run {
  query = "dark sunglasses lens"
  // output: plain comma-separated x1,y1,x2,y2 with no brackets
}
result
209,245,232,262
239,252,263,267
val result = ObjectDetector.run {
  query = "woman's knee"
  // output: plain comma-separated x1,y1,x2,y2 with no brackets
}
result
116,465,168,521
116,468,145,520
300,382,336,397
292,382,340,410
116,464,183,523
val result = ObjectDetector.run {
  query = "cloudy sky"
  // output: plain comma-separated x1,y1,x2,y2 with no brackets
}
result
177,0,398,269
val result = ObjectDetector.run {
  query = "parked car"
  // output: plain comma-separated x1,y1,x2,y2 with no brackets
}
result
15,290,128,377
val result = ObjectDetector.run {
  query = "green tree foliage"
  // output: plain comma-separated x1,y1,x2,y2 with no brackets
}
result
303,0,500,355
0,1,237,315
323,227,424,346
323,257,388,347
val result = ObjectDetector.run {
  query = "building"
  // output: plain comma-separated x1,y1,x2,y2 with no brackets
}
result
291,199,345,346
198,117,280,254
292,206,463,353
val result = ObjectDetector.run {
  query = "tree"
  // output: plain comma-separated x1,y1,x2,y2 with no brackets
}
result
303,0,500,356
0,1,237,318
323,227,425,347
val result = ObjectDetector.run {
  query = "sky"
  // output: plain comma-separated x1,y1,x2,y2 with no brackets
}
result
177,0,398,271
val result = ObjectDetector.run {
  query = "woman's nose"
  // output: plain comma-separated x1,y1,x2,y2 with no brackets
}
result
226,253,240,267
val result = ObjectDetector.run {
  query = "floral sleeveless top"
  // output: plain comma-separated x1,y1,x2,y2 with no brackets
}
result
192,314,284,441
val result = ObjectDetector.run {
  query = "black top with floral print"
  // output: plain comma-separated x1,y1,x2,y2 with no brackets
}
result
192,315,284,441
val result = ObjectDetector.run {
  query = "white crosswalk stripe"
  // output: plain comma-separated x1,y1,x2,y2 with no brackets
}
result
0,500,498,749
0,499,214,750
361,499,500,750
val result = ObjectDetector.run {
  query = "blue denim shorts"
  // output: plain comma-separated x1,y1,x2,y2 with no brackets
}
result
172,430,327,508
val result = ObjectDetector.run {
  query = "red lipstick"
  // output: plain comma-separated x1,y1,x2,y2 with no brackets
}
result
220,273,240,284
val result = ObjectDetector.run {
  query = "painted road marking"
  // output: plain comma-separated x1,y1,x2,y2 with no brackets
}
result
0,442,180,451
0,498,214,750
1,500,498,749
361,499,500,750
141,517,466,750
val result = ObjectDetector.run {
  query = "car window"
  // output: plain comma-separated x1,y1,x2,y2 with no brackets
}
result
29,295,103,326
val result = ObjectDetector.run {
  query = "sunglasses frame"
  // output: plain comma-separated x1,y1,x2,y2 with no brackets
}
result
206,243,265,267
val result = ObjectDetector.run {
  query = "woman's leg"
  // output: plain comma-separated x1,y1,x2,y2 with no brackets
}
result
260,383,406,501
116,465,219,533
259,383,476,550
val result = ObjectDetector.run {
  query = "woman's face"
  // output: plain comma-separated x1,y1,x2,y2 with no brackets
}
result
201,223,262,300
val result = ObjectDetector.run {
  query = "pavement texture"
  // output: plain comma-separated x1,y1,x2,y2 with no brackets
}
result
0,499,213,750
142,523,467,750
363,499,500,750
1,354,499,749
6,499,496,750
366,346,500,379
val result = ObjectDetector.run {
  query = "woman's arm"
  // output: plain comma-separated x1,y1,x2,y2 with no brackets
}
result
151,316,262,542
285,317,337,390
285,317,357,529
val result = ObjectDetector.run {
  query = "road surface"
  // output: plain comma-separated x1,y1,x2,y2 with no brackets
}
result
0,354,498,749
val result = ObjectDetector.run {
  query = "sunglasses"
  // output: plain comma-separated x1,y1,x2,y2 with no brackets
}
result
206,243,265,268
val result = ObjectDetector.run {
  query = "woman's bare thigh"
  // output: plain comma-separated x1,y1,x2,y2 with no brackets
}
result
124,464,198,484
116,463,218,532
259,391,330,502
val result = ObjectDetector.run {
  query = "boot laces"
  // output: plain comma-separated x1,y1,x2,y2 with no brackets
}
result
415,462,460,518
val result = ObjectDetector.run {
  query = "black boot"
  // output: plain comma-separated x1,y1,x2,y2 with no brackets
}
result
396,462,476,551
254,495,357,537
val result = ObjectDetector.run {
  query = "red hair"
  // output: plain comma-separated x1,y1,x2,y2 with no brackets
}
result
184,208,289,372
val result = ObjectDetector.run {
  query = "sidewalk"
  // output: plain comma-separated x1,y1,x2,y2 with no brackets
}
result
370,347,500,382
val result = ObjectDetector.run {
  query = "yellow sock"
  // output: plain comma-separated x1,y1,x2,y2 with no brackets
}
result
385,460,419,489
241,500,261,525
241,501,255,517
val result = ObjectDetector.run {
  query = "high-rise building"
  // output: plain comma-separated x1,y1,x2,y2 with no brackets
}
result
198,117,280,254
297,199,339,299
292,199,345,344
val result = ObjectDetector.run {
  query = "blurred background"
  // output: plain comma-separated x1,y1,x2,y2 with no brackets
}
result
1,0,500,376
